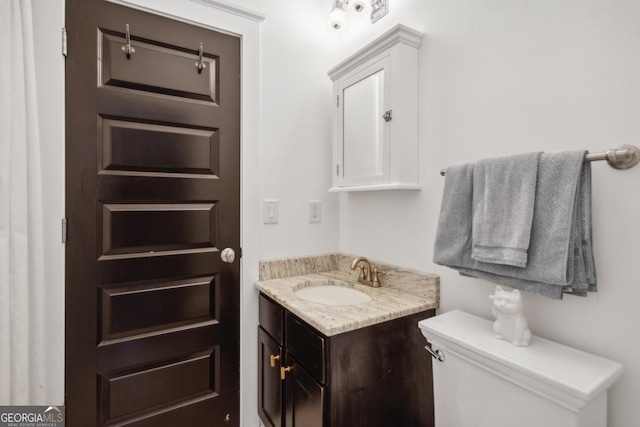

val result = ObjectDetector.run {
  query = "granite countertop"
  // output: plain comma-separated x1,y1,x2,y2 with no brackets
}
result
255,256,439,336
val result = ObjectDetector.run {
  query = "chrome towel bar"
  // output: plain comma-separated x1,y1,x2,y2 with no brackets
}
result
440,144,640,176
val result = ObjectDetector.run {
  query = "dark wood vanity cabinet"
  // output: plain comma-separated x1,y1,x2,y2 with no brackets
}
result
258,293,435,427
259,294,325,427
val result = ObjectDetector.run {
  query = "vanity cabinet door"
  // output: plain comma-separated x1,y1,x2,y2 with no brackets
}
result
258,327,284,427
284,355,325,427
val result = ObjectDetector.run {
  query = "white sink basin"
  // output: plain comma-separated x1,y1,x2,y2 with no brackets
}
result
294,282,372,306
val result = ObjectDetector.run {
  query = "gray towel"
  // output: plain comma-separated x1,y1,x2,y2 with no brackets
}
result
433,150,596,300
472,152,541,267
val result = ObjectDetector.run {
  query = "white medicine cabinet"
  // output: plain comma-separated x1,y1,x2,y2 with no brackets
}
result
328,24,423,192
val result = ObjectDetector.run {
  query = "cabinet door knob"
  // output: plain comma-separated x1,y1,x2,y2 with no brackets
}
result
269,354,280,368
280,365,292,380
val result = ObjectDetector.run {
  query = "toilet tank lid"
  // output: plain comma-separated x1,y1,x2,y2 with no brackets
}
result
418,310,623,407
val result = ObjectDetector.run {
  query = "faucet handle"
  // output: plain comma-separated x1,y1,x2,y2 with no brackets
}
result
372,268,386,286
355,265,368,280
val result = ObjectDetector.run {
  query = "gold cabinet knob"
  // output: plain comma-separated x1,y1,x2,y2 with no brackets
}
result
280,365,292,380
269,354,280,368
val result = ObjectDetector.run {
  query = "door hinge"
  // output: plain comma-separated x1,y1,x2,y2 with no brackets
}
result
336,95,339,107
61,218,68,243
62,28,67,57
336,164,339,176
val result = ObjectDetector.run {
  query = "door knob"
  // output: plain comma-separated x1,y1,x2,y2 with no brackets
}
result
221,248,236,263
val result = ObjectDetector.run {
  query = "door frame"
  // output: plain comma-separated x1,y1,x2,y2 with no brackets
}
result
51,0,263,425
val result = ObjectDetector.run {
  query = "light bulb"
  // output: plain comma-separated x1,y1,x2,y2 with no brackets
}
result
329,3,348,31
352,0,367,13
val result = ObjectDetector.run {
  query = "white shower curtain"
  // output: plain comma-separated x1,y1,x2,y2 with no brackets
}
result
0,0,48,404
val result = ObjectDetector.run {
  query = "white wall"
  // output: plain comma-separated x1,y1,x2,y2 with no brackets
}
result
336,1,640,425
258,1,339,259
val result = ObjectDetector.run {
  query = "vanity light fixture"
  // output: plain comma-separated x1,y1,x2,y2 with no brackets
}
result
370,0,389,23
329,0,389,31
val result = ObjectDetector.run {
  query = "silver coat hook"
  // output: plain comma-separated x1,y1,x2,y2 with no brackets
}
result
121,24,135,59
195,43,207,73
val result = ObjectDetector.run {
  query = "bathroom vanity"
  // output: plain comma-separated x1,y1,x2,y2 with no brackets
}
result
256,254,439,427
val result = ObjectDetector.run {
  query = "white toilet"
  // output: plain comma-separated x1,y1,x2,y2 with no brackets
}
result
418,310,623,427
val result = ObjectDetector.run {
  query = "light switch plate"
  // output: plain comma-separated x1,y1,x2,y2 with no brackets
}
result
263,199,278,224
309,201,321,223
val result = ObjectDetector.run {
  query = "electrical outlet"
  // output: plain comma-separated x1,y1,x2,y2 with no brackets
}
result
263,200,278,224
309,201,322,223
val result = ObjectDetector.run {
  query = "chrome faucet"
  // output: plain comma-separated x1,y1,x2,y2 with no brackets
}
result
350,257,386,287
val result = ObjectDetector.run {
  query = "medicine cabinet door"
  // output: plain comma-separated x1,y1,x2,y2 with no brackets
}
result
336,57,390,188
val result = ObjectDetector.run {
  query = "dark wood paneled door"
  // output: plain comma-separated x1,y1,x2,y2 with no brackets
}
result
65,1,240,426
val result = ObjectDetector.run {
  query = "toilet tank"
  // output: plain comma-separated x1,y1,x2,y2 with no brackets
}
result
418,310,623,427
